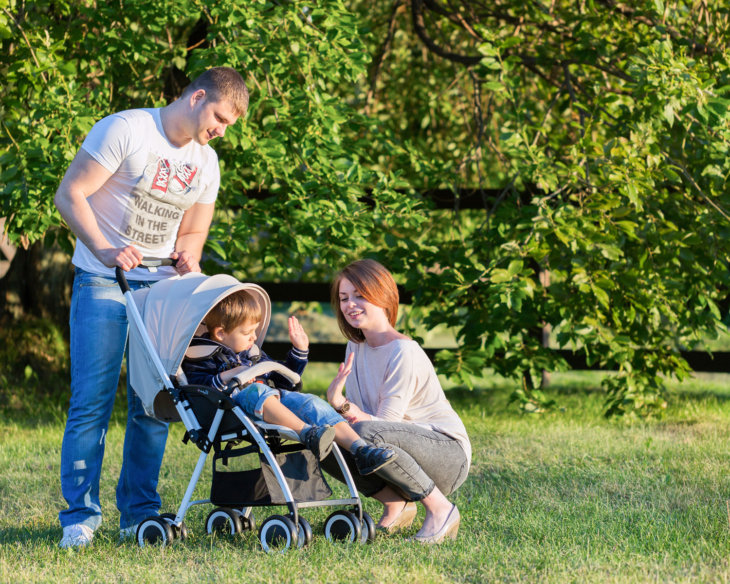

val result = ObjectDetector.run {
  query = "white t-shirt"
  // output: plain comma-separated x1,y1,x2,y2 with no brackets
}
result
344,339,472,466
72,108,220,280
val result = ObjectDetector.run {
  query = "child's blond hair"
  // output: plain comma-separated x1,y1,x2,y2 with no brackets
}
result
204,289,262,332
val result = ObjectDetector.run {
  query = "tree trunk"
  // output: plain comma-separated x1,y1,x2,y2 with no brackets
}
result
0,238,73,334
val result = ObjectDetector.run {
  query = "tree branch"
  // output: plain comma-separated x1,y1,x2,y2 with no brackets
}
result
422,0,484,40
410,0,482,65
2,7,48,85
410,0,635,86
366,0,404,114
666,154,730,224
595,0,721,56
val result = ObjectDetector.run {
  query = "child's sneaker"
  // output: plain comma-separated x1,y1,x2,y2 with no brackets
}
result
59,524,94,549
353,444,398,475
301,425,336,460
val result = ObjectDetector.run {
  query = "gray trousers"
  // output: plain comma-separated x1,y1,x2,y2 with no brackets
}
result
321,420,469,501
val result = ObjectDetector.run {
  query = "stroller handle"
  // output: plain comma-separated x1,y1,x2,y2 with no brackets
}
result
115,257,178,294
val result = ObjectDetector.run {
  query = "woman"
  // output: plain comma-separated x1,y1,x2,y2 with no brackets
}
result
325,259,471,544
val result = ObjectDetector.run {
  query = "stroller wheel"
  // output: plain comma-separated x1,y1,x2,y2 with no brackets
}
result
206,507,242,536
323,510,361,543
233,507,256,533
360,511,376,544
160,513,188,541
137,516,173,547
259,514,298,553
293,515,313,548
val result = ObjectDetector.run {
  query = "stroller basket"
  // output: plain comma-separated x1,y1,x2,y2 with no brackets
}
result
211,445,332,507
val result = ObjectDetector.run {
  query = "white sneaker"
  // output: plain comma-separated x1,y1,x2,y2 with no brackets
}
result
119,524,139,541
59,524,94,549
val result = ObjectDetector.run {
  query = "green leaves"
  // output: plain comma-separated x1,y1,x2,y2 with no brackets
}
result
361,1,730,417
4,1,730,419
0,0,201,242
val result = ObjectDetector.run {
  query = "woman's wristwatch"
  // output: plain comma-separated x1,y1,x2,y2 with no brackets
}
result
336,400,351,414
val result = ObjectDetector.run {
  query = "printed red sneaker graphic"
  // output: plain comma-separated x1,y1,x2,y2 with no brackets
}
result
169,163,198,194
151,159,171,194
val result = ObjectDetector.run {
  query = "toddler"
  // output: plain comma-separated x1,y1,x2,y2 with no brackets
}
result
182,289,397,476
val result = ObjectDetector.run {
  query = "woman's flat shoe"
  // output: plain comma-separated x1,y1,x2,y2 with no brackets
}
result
411,504,460,544
376,501,418,533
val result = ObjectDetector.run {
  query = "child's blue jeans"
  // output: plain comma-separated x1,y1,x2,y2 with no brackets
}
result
232,383,344,428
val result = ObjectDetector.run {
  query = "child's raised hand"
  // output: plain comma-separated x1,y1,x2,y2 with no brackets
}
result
288,316,309,351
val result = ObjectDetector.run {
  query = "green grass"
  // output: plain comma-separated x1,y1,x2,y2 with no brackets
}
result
4,361,730,581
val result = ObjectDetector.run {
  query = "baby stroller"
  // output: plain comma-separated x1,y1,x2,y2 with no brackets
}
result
119,259,375,551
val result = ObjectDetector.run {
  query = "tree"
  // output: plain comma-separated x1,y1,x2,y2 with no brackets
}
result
349,0,730,416
0,0,422,307
2,0,729,416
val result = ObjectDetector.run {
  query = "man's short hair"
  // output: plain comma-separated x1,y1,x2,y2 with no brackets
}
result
183,66,249,117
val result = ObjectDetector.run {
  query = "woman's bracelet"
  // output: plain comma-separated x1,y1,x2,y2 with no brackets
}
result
336,400,351,414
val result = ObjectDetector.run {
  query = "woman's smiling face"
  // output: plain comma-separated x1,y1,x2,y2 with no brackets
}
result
338,277,389,332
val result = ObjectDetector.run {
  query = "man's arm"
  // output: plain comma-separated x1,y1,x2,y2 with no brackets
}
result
172,201,215,274
54,149,143,270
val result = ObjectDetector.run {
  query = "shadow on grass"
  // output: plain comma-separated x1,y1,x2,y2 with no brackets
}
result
448,368,730,418
0,401,68,428
0,526,59,547
445,381,607,416
444,385,504,408
667,386,730,404
462,441,730,528
0,386,130,430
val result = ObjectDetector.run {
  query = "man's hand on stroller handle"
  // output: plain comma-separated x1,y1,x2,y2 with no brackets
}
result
101,245,144,271
115,257,180,293
108,246,183,273
169,250,200,275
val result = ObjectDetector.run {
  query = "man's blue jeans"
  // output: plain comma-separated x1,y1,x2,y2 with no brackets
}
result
59,268,169,531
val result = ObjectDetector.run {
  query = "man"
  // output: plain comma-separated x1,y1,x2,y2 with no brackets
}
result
53,66,248,548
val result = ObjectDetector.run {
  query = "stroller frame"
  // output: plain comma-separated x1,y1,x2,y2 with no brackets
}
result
117,261,374,551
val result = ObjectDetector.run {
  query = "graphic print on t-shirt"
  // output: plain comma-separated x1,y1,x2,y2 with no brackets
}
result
122,153,201,248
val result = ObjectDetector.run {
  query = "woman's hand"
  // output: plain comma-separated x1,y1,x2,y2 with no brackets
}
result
327,353,354,410
288,316,309,351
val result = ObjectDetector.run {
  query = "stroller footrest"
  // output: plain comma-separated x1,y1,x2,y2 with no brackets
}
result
254,422,300,442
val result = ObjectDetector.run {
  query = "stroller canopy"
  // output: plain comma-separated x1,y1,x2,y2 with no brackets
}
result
127,272,271,420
